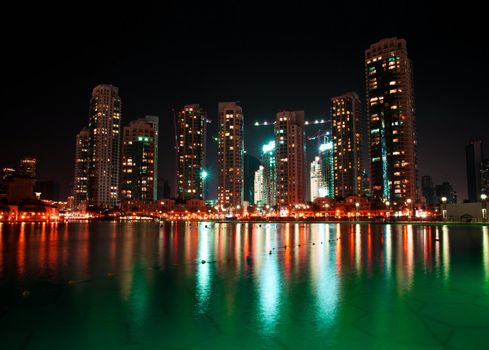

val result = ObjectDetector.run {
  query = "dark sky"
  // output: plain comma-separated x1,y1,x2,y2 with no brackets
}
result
1,1,488,201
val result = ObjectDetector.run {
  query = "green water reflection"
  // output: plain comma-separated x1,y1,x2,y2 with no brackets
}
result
0,222,488,349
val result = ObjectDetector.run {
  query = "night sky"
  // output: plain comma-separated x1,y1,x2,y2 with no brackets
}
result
1,1,488,201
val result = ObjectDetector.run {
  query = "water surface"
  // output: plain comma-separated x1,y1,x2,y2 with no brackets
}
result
1,222,488,349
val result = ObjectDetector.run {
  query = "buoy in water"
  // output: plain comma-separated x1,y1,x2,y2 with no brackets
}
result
201,260,206,264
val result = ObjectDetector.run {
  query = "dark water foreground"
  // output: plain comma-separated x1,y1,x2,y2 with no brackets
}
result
1,222,488,349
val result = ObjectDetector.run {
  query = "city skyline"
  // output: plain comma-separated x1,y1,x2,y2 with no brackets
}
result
1,2,488,201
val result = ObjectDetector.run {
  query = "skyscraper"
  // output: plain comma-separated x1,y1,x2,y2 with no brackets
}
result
275,111,306,206
254,165,266,207
365,38,417,205
319,138,334,198
19,158,36,178
310,156,323,202
120,116,158,206
177,104,206,200
244,154,260,204
217,102,244,208
481,159,489,196
262,140,277,207
144,115,159,201
331,92,362,197
87,84,122,208
465,139,483,202
74,128,89,205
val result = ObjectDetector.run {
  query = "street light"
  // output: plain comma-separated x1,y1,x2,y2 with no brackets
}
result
324,203,330,220
385,200,390,221
406,198,412,221
355,202,360,221
482,193,487,222
441,196,447,221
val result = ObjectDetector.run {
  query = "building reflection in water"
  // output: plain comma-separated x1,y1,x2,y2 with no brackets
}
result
252,222,282,334
442,225,450,284
384,224,392,278
482,226,489,288
196,224,212,314
310,224,338,329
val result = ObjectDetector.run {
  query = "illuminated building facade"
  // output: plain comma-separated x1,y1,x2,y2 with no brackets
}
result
19,158,36,178
481,159,489,196
244,154,260,204
275,111,305,205
177,104,206,200
262,140,276,207
74,128,89,205
120,117,158,205
217,102,244,208
310,156,323,202
319,141,334,198
365,38,417,204
331,92,362,197
87,84,122,208
254,165,266,207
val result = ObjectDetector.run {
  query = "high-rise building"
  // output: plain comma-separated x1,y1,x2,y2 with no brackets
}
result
331,92,362,197
481,159,489,196
262,140,277,207
217,102,244,208
465,140,483,202
120,117,158,205
244,154,261,204
310,156,323,202
19,158,36,178
319,140,334,198
144,115,159,200
435,182,457,204
177,104,206,200
421,175,435,207
87,84,122,208
275,111,306,206
254,165,266,207
74,128,89,205
365,38,417,205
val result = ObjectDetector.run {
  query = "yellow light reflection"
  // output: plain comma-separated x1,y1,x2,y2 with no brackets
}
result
385,224,392,277
483,226,489,287
442,225,450,284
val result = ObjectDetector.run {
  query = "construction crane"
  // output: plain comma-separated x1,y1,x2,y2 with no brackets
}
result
254,118,329,127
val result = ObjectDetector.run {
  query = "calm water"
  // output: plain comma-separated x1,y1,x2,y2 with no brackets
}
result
1,222,489,349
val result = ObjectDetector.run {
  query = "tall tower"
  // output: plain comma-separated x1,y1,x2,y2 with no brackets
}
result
262,140,277,207
275,111,306,206
176,104,206,200
217,102,244,208
254,165,266,207
120,117,158,207
144,115,159,201
87,84,122,208
465,139,483,202
331,92,362,197
310,156,323,202
365,38,417,205
74,128,89,205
